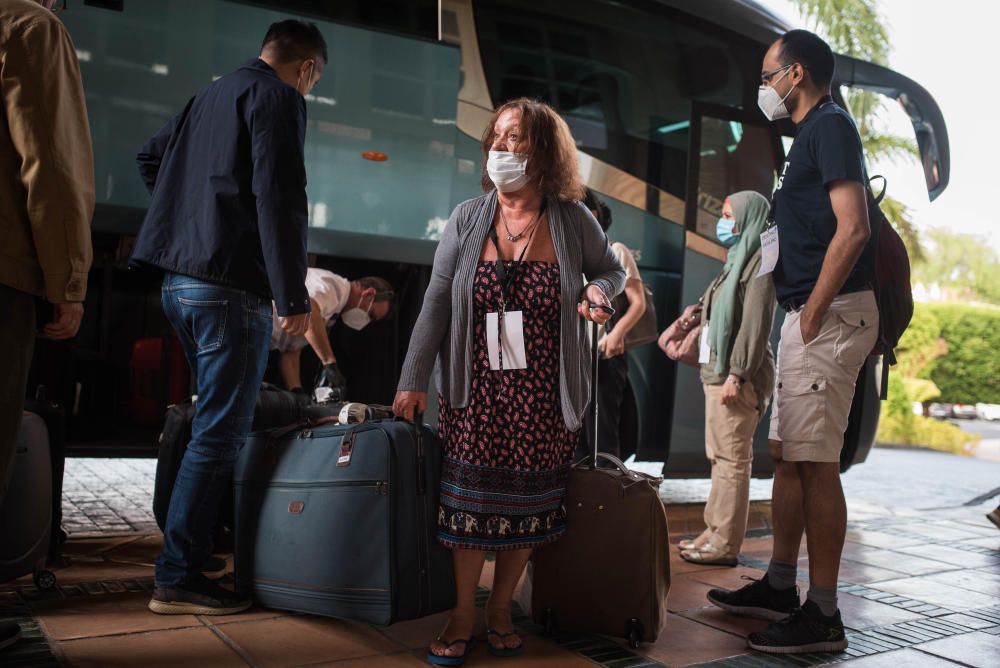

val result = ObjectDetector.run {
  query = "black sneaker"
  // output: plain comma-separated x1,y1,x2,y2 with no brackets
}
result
201,555,228,581
748,599,848,654
706,574,800,621
0,622,20,651
148,576,251,615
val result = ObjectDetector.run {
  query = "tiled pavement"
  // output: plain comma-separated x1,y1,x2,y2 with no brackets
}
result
2,455,999,666
60,459,159,535
56,457,776,537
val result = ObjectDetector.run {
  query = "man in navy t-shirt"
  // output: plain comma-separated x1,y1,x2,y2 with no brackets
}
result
707,30,879,654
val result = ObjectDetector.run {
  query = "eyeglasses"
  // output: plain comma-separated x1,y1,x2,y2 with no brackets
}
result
52,0,67,15
760,63,795,85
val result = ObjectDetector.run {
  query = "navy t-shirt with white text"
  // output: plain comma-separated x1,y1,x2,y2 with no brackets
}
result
772,98,874,304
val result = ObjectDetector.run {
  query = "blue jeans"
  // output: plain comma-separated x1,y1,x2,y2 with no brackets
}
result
156,273,272,588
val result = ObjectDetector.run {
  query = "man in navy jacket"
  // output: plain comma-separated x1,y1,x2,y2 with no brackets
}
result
131,20,326,616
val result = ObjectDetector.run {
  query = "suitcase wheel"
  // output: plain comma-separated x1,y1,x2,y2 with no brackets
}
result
627,618,643,649
34,570,57,591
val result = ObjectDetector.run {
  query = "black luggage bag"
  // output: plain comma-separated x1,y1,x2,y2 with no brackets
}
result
153,386,327,532
233,416,456,626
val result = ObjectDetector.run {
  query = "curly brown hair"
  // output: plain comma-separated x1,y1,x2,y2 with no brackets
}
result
480,98,584,202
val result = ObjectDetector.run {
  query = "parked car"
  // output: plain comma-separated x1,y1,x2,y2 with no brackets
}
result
977,403,1000,421
951,404,979,420
928,403,951,420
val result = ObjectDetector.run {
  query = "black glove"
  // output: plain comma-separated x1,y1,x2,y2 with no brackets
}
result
315,362,348,396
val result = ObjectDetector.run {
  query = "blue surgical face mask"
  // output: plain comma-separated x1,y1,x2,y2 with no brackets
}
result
716,217,740,247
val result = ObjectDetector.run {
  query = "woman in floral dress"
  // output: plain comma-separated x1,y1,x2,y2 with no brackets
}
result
395,99,625,664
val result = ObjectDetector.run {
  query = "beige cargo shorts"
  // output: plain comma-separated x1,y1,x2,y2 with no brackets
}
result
768,290,879,463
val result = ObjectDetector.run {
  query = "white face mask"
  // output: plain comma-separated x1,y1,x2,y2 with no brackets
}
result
757,66,796,122
486,150,530,193
341,294,373,331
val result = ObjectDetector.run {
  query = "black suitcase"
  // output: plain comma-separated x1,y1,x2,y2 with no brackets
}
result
25,393,68,562
153,399,198,532
0,411,60,589
232,417,456,625
153,385,338,532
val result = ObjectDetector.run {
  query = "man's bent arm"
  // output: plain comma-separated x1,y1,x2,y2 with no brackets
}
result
802,180,870,324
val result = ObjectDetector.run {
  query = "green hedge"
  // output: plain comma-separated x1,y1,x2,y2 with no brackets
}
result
919,304,1000,404
875,308,985,454
876,412,979,455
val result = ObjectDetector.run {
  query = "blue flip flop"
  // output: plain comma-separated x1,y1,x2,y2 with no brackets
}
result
427,636,476,666
486,629,524,657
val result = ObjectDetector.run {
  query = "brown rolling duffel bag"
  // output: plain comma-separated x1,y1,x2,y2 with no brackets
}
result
530,318,670,648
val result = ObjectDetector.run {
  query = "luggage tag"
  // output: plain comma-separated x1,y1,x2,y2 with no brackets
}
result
757,224,779,277
699,322,711,364
486,311,527,371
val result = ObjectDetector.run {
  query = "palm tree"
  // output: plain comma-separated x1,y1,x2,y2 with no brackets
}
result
790,0,924,262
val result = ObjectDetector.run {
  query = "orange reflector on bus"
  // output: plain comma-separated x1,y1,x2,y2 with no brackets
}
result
362,151,388,162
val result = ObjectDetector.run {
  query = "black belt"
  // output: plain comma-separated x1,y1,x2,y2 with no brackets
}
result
781,284,873,313
781,297,807,313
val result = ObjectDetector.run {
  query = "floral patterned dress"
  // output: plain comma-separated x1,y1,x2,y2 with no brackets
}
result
437,260,579,551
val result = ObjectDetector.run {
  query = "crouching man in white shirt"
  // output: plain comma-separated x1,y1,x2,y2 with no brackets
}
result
271,268,394,394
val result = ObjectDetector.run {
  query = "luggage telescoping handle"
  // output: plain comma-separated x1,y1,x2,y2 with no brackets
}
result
587,303,615,470
586,308,639,476
589,318,600,470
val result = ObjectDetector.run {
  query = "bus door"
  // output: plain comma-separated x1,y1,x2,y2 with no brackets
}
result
663,103,785,477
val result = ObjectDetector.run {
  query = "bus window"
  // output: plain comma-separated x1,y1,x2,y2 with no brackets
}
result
692,116,782,240
473,0,764,204
232,0,438,41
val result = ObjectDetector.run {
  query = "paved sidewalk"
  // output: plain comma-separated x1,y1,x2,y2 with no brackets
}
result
1,449,998,667
61,459,158,535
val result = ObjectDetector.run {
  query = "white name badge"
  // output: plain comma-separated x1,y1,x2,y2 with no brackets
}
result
487,311,527,371
757,226,779,276
699,322,711,364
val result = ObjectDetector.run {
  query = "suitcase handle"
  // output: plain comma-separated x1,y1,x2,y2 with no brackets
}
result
588,316,600,471
413,411,426,496
577,451,631,475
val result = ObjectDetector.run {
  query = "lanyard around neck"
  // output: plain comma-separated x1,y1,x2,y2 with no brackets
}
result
488,200,546,307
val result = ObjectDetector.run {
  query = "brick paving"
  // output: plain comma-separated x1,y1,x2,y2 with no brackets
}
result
1,448,998,666
61,458,158,535
58,457,772,536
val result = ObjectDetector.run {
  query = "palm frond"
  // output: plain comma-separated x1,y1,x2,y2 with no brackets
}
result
793,0,890,65
862,132,919,164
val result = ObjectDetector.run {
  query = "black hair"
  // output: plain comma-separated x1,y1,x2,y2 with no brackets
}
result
778,29,835,88
262,20,328,65
582,188,614,232
356,276,394,302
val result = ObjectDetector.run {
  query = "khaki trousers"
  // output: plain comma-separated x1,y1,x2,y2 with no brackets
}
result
702,381,760,555
768,290,878,462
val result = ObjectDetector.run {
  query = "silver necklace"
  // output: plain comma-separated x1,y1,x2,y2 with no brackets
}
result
499,204,543,242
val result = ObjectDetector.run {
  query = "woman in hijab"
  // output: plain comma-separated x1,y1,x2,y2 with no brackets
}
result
679,191,777,566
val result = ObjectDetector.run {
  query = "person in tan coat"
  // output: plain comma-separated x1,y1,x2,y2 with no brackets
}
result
0,0,94,651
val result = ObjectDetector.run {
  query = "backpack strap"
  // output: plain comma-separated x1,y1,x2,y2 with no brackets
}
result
868,174,888,205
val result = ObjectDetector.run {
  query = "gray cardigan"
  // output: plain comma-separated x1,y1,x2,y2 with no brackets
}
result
398,190,626,431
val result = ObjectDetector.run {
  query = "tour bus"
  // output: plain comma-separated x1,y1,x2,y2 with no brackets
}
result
48,0,949,477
